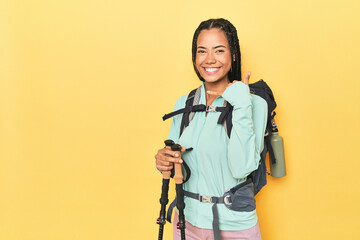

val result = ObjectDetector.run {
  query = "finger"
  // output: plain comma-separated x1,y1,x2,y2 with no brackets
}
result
160,148,181,158
158,154,183,164
156,152,175,164
157,158,174,167
243,72,250,85
166,156,183,163
207,90,222,96
156,164,173,172
156,157,174,168
181,147,186,152
243,72,251,86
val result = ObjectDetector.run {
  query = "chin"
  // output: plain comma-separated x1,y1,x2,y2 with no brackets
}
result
202,76,228,84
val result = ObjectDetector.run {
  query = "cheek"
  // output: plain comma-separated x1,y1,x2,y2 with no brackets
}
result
222,55,232,69
195,56,203,69
195,55,201,64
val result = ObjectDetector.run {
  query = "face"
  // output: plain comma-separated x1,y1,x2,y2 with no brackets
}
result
195,28,232,84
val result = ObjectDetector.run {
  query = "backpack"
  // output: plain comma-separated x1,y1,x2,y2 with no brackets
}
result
162,79,278,195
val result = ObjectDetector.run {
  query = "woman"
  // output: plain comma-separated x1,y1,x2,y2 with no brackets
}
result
155,18,267,240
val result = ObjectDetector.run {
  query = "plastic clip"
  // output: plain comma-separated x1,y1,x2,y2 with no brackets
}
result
199,194,212,203
206,106,217,112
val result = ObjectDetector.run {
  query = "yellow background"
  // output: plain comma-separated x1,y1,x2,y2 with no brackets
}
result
1,0,360,239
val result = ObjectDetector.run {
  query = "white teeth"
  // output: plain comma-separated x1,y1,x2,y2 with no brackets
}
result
205,68,219,72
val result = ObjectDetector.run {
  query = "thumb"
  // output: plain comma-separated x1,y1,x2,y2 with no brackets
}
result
243,72,251,86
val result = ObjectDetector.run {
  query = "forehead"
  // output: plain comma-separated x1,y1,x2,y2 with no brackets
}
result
197,28,229,47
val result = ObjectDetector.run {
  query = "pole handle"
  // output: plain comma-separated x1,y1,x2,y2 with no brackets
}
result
162,139,175,180
171,144,183,184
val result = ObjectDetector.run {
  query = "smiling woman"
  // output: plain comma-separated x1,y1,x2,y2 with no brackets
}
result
192,19,242,82
195,29,233,85
155,18,266,240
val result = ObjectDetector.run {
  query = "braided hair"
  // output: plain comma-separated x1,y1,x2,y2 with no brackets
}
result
192,18,241,83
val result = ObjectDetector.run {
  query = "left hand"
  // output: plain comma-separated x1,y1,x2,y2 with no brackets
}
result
207,72,251,97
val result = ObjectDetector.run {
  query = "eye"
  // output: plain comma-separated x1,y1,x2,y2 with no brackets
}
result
216,49,225,53
197,50,206,54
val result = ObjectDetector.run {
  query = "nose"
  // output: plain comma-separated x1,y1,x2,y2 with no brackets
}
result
205,52,216,64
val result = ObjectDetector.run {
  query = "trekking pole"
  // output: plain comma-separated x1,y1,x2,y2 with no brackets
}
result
157,139,175,240
171,144,186,240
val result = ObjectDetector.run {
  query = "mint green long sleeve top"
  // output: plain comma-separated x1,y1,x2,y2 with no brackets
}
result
167,81,268,231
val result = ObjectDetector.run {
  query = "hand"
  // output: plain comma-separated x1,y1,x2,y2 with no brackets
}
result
155,146,186,172
206,72,251,97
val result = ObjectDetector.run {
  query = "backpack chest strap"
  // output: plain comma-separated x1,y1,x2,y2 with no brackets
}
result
162,104,205,121
162,105,230,121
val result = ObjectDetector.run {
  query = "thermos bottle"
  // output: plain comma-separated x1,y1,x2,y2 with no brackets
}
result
270,121,286,177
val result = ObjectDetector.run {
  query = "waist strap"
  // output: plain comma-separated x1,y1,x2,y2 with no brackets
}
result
183,190,229,204
167,191,230,240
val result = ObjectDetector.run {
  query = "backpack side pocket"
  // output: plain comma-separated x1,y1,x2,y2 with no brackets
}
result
223,180,256,212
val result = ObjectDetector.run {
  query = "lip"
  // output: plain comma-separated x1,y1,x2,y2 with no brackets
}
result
203,67,221,75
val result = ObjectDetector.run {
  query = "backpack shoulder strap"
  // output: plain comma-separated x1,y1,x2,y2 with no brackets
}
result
180,86,201,136
218,101,233,137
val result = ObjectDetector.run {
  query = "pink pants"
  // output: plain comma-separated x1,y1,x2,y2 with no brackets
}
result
173,211,262,240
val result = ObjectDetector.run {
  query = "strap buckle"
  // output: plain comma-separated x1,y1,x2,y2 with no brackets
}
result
199,194,212,203
206,106,217,112
224,195,231,205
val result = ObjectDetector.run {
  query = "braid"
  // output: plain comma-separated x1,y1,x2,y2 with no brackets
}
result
191,18,242,83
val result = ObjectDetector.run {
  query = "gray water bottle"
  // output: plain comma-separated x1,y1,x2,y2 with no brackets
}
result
270,121,286,177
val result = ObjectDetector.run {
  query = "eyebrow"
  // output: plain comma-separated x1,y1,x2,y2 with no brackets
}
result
197,45,227,49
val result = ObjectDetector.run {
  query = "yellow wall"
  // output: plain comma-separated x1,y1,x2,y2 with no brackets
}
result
1,0,359,239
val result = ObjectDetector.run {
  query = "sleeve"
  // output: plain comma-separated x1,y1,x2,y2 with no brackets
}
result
222,81,268,179
167,95,188,143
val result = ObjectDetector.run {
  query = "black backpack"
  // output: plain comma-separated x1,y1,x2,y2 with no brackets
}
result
163,79,277,195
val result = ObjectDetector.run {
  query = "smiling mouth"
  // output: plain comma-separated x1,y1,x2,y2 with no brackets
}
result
204,67,220,74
